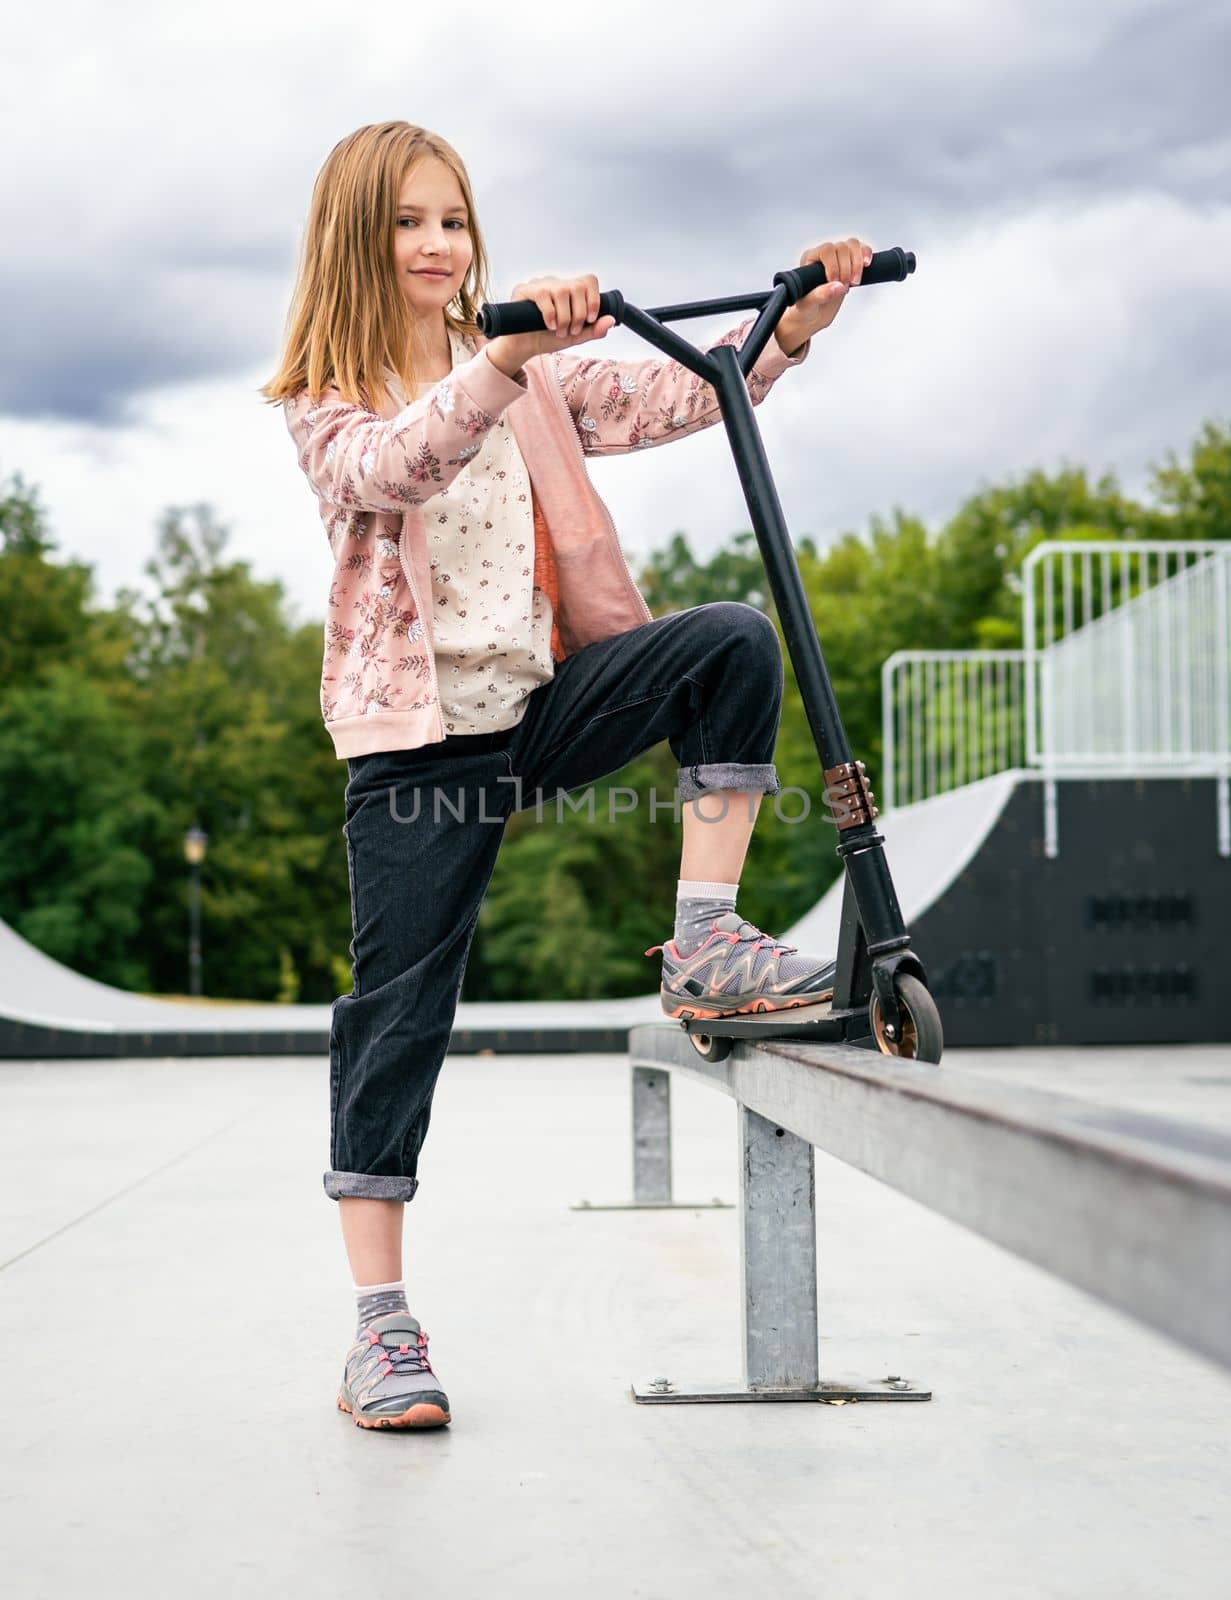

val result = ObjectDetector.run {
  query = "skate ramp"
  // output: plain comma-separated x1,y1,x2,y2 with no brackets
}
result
0,915,332,1034
0,910,661,1058
783,772,1230,1048
782,770,1023,955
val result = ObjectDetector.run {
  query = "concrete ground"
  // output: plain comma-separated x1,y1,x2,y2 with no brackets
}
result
2,1040,1229,1599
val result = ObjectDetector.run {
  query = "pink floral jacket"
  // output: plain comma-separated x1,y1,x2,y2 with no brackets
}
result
283,317,810,758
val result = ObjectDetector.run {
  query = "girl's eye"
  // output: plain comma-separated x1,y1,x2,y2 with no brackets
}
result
397,218,467,228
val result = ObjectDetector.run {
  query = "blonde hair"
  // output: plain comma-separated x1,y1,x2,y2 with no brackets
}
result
259,122,493,413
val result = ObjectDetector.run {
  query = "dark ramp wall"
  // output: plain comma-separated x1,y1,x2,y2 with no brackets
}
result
919,778,1230,1047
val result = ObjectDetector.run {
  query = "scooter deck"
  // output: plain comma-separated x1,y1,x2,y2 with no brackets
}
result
676,996,846,1043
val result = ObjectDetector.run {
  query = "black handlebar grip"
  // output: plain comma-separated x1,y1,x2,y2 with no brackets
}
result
476,289,627,339
774,246,916,303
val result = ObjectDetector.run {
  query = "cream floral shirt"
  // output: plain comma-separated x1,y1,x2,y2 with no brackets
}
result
407,326,556,734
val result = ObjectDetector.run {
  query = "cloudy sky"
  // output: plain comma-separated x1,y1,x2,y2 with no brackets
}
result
2,0,1228,630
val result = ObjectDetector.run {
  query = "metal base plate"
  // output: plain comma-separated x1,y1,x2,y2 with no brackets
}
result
631,1375,930,1403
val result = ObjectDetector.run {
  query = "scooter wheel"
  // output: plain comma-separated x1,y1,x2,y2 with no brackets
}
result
688,1030,733,1063
869,974,943,1064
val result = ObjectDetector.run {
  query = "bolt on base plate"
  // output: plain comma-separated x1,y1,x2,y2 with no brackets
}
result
631,1375,931,1403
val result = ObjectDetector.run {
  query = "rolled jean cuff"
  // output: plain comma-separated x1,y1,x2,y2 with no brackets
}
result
323,1170,420,1203
677,762,781,803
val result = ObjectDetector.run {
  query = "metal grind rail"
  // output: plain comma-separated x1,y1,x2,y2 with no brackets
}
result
612,1026,1231,1403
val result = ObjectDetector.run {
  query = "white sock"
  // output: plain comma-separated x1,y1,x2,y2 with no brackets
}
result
676,879,740,902
355,1277,409,1332
674,878,739,955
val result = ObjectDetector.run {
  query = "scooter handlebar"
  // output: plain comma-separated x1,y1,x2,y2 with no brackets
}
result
477,289,626,339
774,245,916,300
475,248,915,338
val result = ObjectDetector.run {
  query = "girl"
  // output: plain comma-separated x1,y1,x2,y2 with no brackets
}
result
262,121,871,1431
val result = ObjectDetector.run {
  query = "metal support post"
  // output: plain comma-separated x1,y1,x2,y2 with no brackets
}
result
1044,775,1060,859
739,1107,819,1389
570,1065,732,1212
634,1065,672,1203
633,1090,930,1403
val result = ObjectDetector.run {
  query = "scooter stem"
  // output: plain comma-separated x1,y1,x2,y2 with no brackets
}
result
704,342,920,1027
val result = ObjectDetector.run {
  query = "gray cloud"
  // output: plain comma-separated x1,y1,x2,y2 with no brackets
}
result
2,1,1226,425
1,0,1228,641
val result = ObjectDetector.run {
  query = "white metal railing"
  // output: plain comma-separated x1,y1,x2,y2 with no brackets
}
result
880,650,1031,812
881,541,1230,816
1023,541,1229,770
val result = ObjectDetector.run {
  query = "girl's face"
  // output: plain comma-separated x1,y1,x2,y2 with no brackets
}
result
394,156,475,326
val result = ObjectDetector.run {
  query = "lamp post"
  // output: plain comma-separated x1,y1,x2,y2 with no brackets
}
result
183,826,208,998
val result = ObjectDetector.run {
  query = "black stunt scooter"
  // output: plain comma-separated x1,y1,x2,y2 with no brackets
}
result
478,248,943,1066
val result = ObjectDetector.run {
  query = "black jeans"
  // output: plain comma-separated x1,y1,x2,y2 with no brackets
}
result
326,601,784,1202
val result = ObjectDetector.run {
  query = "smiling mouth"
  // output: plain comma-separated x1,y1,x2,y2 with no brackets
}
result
415,269,451,277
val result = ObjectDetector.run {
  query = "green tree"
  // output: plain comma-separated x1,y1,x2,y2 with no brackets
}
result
0,473,157,984
1,414,1226,1003
120,504,349,1000
1149,419,1231,544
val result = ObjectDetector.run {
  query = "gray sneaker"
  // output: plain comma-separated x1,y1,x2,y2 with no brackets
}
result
645,911,836,1020
337,1310,451,1430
